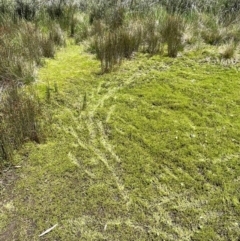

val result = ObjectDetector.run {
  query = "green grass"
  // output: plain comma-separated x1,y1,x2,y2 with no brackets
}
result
0,42,240,240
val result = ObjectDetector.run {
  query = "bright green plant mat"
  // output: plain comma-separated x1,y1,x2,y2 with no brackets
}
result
1,44,239,240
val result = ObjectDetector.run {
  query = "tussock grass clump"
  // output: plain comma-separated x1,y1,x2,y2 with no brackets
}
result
142,17,162,54
199,14,223,45
94,31,121,72
201,27,222,46
0,19,66,84
40,36,55,58
162,14,185,57
119,24,142,58
94,26,142,72
0,22,36,83
90,19,107,37
198,13,240,47
220,42,237,59
74,15,90,43
0,83,42,166
49,23,66,47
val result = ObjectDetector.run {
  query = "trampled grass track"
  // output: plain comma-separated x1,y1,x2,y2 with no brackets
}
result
0,43,239,240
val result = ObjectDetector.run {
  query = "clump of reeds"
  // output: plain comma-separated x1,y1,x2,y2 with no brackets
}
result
142,17,162,55
94,25,142,73
0,83,43,166
0,18,66,84
162,14,185,57
220,42,237,59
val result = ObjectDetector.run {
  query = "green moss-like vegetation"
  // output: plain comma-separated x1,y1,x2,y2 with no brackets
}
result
0,42,239,240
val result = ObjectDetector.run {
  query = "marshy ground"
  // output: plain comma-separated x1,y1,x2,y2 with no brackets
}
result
0,42,240,240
